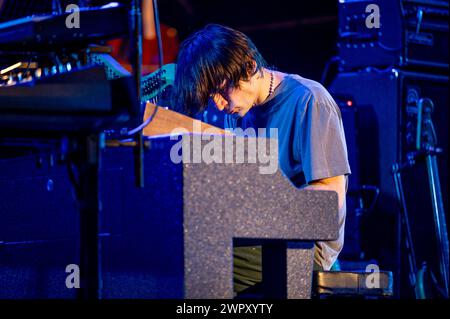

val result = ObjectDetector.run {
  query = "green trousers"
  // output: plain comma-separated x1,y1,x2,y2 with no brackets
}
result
233,246,338,295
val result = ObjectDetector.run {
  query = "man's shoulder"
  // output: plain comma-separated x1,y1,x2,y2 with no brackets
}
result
285,74,334,104
287,74,336,112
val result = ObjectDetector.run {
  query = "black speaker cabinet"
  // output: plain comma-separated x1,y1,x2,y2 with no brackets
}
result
329,69,449,297
338,0,449,71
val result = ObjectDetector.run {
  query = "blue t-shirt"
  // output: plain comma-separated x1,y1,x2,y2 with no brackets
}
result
228,74,352,280
226,74,351,186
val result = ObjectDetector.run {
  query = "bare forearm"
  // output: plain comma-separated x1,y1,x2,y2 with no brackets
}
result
302,175,347,209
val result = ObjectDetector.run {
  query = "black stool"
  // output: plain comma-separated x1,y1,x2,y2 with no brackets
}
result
313,271,394,299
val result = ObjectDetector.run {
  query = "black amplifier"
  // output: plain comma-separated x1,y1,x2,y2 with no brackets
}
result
329,69,449,297
337,0,449,71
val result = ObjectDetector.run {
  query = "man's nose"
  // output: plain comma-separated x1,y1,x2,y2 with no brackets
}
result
213,94,228,112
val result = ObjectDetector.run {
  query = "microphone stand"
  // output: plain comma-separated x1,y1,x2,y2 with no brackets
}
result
130,0,144,188
152,0,164,68
392,98,449,298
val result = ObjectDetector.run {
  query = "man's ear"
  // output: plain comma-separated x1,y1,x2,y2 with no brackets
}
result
245,60,257,77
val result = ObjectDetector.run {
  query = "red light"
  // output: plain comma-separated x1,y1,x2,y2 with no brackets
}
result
346,100,353,107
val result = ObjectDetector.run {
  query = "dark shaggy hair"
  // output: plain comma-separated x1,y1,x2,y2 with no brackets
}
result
172,24,267,116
